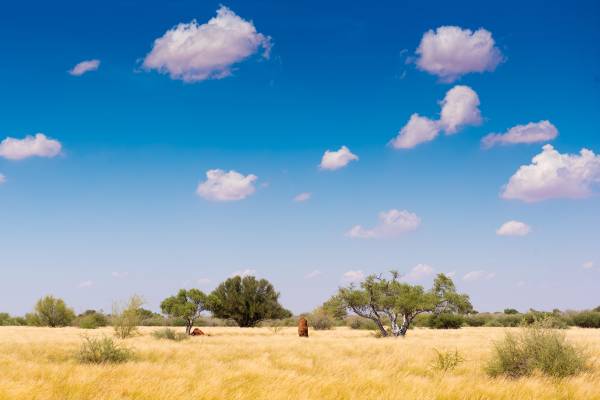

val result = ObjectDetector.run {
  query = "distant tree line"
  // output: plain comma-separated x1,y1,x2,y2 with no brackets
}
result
2,273,600,334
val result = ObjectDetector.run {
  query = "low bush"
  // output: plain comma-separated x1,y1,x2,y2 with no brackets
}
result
571,311,600,328
76,310,108,329
431,349,464,372
427,313,464,329
522,310,568,329
308,310,334,330
486,325,588,378
151,328,189,341
77,336,133,364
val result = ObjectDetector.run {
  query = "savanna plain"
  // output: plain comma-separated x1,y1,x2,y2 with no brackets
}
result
1,326,599,400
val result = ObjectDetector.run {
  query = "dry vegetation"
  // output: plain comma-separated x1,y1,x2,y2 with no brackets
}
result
0,326,599,400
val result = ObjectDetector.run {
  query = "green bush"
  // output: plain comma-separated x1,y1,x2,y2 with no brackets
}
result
427,313,464,329
30,295,76,327
345,316,378,330
431,349,464,372
464,314,489,327
308,309,334,330
571,311,600,328
76,310,108,329
151,328,189,341
486,325,588,378
522,310,568,329
77,336,133,364
112,295,143,339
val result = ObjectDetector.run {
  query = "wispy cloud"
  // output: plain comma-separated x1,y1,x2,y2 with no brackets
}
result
69,59,100,76
346,209,420,239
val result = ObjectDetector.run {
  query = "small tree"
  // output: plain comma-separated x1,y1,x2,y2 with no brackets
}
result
161,289,208,335
337,272,472,337
31,295,76,327
207,275,292,327
321,295,347,320
112,295,143,339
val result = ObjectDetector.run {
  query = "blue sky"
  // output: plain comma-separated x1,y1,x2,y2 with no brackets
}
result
1,0,599,315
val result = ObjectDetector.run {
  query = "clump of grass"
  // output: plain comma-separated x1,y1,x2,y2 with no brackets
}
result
431,349,464,372
486,324,588,378
151,328,189,341
76,336,133,364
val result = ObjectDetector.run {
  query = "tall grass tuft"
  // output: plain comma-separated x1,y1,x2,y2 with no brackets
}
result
151,328,189,341
486,323,588,378
431,349,464,373
76,336,133,364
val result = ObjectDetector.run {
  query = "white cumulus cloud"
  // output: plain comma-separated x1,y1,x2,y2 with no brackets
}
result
346,209,421,239
502,145,600,202
0,133,62,160
293,192,312,202
196,169,258,201
142,6,271,82
403,264,435,281
496,220,531,236
390,114,440,149
483,120,558,148
342,270,364,283
69,59,100,76
416,26,503,82
439,85,482,134
305,270,322,279
319,146,358,170
463,270,496,282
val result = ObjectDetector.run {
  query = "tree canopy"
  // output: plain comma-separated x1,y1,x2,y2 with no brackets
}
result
207,275,291,327
30,295,76,327
338,272,472,337
161,289,208,334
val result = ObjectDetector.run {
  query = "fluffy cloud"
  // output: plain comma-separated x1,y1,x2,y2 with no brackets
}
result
69,59,100,76
0,133,62,160
463,270,496,282
293,192,312,202
502,145,600,202
402,264,435,281
390,85,481,149
319,146,358,170
415,26,503,82
582,261,594,270
390,114,440,149
439,85,482,134
305,270,322,279
346,209,421,239
483,120,558,148
196,169,258,201
342,270,364,283
231,269,256,278
496,220,531,236
142,6,271,82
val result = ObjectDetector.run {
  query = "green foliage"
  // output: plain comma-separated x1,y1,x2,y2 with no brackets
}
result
31,295,76,327
504,308,519,315
308,308,335,330
431,349,464,372
0,312,16,326
112,295,143,339
427,313,464,329
522,309,568,329
207,275,292,327
337,272,472,337
151,328,189,341
345,316,380,330
161,289,208,335
486,325,588,378
77,336,133,364
75,310,108,329
571,311,600,328
321,295,347,320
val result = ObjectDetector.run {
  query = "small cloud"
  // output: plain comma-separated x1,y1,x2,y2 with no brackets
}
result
496,220,532,236
390,114,440,149
415,26,503,82
196,169,258,201
111,271,129,279
78,280,93,288
446,271,456,278
346,209,420,239
482,120,558,148
304,270,322,279
0,174,5,184
502,145,600,202
69,59,100,76
0,133,62,160
197,278,211,285
342,270,364,283
142,6,271,82
231,269,256,278
463,270,495,282
402,264,434,281
293,192,312,202
582,261,594,270
319,146,358,170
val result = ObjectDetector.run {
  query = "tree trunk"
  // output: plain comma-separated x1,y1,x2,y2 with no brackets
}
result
398,315,411,336
390,317,401,336
186,321,192,335
373,318,388,337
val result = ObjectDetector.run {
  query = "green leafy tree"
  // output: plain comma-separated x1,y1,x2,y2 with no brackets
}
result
31,295,76,327
504,308,519,315
208,275,292,327
112,295,144,338
161,289,208,335
321,295,347,320
337,272,472,337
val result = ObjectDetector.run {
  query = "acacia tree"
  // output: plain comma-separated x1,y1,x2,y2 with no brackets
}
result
207,275,291,327
161,289,208,335
30,295,76,327
338,272,472,337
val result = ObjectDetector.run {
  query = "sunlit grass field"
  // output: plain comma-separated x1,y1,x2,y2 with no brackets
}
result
1,326,599,399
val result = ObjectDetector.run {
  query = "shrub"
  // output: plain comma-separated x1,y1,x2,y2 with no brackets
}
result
308,309,334,330
486,325,588,378
464,314,489,327
571,311,600,328
112,295,143,339
76,310,108,329
522,310,568,329
30,295,76,327
427,313,464,329
77,336,133,364
0,313,13,326
504,308,519,315
346,316,378,330
151,328,189,341
431,349,464,372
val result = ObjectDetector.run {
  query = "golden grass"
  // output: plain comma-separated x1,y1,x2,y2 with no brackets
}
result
0,326,599,399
